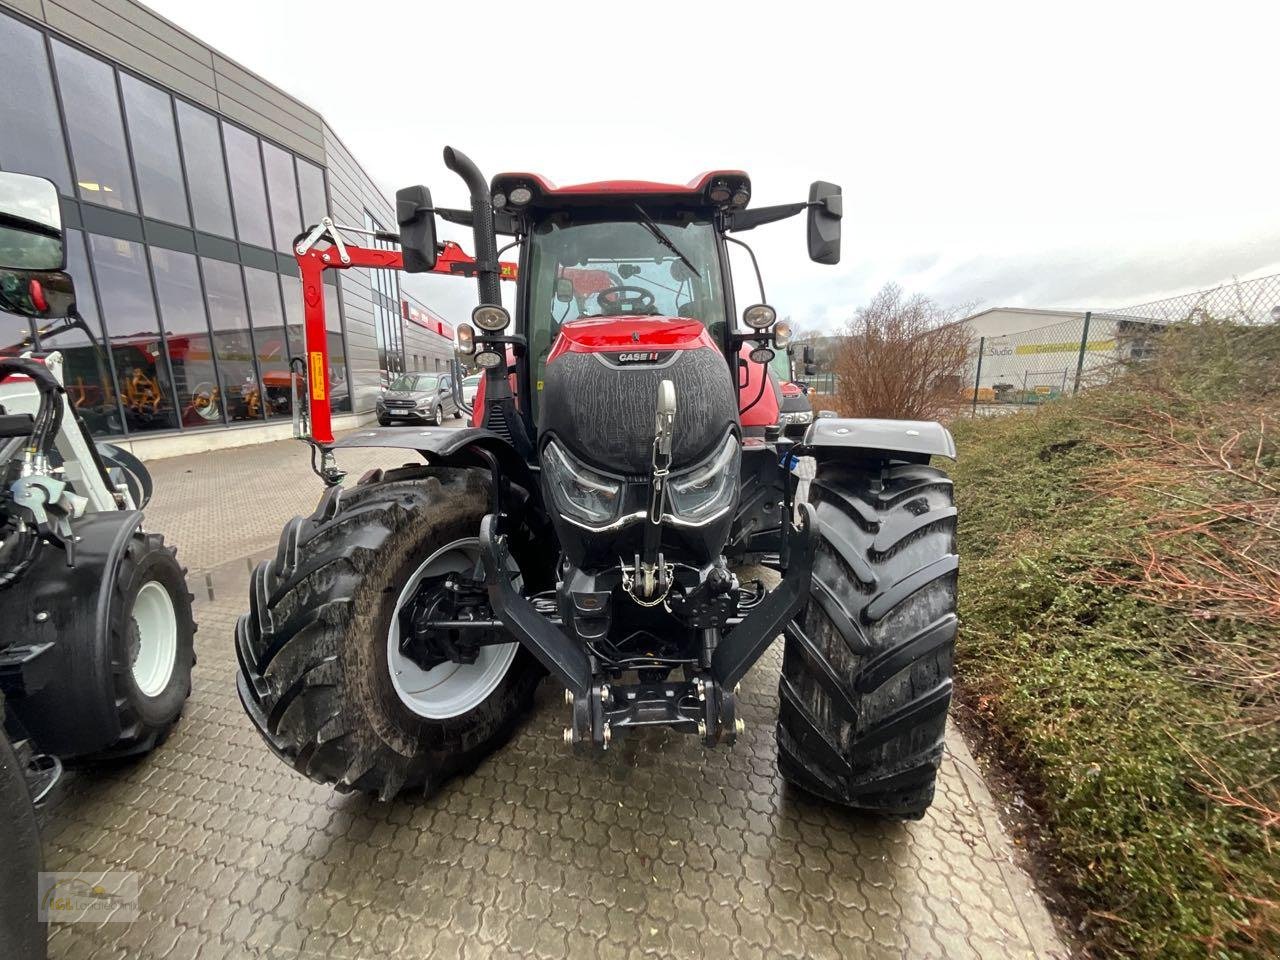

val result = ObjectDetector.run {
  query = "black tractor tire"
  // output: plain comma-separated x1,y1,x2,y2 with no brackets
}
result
84,532,196,761
0,718,46,960
777,461,958,819
235,467,543,800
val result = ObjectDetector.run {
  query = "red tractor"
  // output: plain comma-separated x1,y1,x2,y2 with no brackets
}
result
236,148,957,818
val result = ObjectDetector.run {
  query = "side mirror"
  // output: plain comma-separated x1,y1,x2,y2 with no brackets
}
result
0,269,76,319
803,345,816,364
395,185,438,273
804,363,818,377
0,171,64,271
554,277,574,303
807,181,841,265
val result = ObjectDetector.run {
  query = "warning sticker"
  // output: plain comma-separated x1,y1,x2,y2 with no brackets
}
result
309,352,326,401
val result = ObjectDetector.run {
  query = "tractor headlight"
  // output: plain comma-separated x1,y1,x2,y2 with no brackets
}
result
542,439,623,526
667,434,740,523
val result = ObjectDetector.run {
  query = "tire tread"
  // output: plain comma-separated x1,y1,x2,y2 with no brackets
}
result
778,460,957,819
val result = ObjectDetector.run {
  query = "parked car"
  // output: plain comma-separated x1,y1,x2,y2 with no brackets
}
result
461,373,482,408
375,372,460,425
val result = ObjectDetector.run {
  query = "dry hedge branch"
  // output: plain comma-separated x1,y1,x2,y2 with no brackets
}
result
827,283,973,420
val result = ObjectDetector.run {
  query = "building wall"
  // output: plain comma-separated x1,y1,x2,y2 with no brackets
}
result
402,294,454,373
11,0,328,163
961,309,1147,397
963,307,1087,339
0,0,452,456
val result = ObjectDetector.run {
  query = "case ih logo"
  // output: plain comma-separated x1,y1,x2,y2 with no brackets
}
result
613,351,662,364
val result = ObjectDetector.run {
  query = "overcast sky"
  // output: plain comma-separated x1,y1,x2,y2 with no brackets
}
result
149,0,1280,332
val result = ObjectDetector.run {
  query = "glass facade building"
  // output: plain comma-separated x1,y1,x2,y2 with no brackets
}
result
0,3,447,444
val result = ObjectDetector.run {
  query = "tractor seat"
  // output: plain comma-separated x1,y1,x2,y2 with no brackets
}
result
677,300,703,321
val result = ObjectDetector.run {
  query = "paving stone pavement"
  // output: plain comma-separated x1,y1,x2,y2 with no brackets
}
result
39,432,1068,959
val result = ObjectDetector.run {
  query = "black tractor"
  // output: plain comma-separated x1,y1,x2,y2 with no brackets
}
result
236,148,957,819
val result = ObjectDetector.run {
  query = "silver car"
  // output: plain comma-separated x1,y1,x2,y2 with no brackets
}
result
376,372,460,425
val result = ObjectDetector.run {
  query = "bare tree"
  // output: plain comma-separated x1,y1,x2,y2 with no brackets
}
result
829,283,973,420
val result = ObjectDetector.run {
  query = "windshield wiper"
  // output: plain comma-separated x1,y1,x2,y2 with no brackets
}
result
633,204,699,278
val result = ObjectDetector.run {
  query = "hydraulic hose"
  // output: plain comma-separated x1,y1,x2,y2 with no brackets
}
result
0,356,63,458
0,528,39,591
0,357,63,590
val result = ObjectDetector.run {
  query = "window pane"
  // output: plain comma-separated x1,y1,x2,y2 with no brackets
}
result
0,13,72,193
297,159,327,227
20,230,122,435
244,266,291,418
150,247,222,427
88,234,179,432
50,41,137,213
324,283,349,413
262,143,301,253
119,74,188,226
279,273,305,358
176,102,234,237
221,123,271,248
201,258,261,421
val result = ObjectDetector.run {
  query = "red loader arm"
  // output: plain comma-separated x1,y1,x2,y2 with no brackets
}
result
295,225,516,445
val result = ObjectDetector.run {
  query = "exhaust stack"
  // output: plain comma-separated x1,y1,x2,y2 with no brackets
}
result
442,146,501,307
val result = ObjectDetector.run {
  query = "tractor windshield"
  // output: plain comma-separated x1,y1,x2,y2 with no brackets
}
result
525,215,727,399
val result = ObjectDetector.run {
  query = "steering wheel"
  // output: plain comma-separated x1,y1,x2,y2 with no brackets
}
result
596,285,656,316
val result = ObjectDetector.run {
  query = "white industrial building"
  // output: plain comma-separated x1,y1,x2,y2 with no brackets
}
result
960,306,1155,401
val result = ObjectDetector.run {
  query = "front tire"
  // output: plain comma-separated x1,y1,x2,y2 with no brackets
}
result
0,720,45,960
86,532,195,760
235,468,542,800
778,461,958,819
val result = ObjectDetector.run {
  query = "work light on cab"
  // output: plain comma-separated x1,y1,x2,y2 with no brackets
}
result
472,304,510,332
742,303,776,329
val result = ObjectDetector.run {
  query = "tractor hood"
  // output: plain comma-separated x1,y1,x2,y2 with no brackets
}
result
537,314,740,566
545,316,712,362
538,315,737,476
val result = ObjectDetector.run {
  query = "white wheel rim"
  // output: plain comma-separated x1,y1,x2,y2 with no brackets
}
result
387,538,518,719
131,580,178,697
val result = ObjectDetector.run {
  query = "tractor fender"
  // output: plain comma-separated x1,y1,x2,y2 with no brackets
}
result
801,417,956,462
334,426,536,491
0,510,143,757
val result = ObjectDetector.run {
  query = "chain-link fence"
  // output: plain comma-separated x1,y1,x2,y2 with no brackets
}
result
1098,273,1280,326
966,273,1280,414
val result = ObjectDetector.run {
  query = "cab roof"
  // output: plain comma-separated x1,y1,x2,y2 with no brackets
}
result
490,170,752,213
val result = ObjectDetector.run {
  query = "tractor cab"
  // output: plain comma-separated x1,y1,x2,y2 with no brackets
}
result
458,169,842,447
